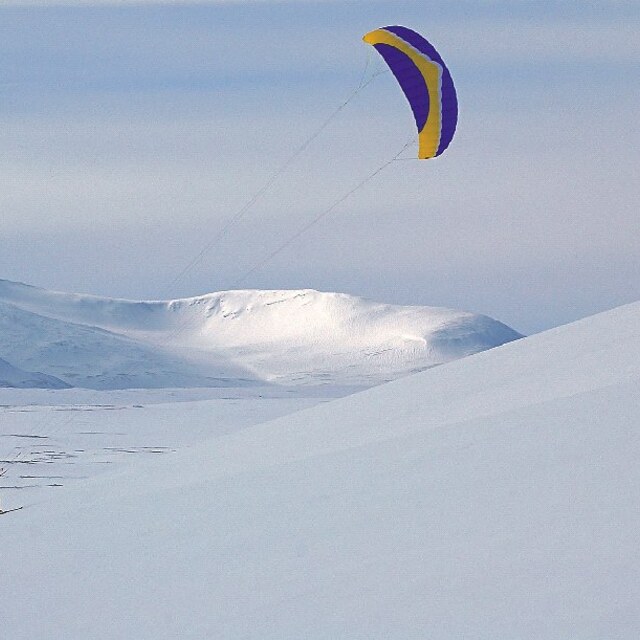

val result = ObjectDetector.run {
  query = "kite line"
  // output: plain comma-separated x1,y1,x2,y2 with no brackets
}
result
233,135,417,288
0,55,390,488
164,56,387,296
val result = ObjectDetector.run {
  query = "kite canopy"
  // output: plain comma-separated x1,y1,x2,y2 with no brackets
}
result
363,26,458,159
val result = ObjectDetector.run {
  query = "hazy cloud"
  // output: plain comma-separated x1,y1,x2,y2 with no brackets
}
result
1,1,639,334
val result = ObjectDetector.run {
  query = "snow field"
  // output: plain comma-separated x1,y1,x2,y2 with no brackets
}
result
1,300,639,638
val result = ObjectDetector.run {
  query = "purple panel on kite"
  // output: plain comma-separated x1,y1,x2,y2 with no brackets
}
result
384,25,458,156
374,43,429,132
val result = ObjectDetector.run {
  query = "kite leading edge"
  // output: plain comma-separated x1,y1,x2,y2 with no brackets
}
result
363,26,458,160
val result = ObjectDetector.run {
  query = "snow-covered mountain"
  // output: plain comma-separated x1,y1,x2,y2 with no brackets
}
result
1,301,639,638
0,279,521,388
0,356,70,389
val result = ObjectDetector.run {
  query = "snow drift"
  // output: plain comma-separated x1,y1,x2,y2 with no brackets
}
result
0,279,521,388
1,300,639,638
0,356,69,389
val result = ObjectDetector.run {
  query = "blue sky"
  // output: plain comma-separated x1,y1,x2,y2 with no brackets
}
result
1,1,638,333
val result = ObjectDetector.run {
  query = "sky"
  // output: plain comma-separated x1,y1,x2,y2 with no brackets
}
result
1,1,638,334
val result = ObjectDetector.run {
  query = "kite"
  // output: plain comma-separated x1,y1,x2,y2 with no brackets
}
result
363,26,458,159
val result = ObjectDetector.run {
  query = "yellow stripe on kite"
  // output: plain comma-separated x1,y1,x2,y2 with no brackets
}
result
363,29,443,159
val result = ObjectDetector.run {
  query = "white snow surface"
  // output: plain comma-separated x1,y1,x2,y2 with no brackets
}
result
1,300,639,638
0,356,69,389
0,278,521,388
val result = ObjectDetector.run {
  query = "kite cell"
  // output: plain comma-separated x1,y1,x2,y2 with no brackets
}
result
363,26,458,159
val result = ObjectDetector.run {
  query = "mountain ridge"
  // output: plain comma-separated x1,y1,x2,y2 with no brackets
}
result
0,279,522,389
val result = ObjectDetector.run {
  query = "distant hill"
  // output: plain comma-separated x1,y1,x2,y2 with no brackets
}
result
0,279,521,389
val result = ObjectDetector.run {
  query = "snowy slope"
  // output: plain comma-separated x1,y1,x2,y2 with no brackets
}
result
1,301,639,638
0,356,69,389
0,300,255,389
0,279,521,388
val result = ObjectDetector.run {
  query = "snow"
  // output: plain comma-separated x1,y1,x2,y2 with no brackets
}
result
1,300,639,638
0,279,521,388
0,356,69,389
0,385,347,503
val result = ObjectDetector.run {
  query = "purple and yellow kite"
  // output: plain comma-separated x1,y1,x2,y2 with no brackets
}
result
363,26,458,160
